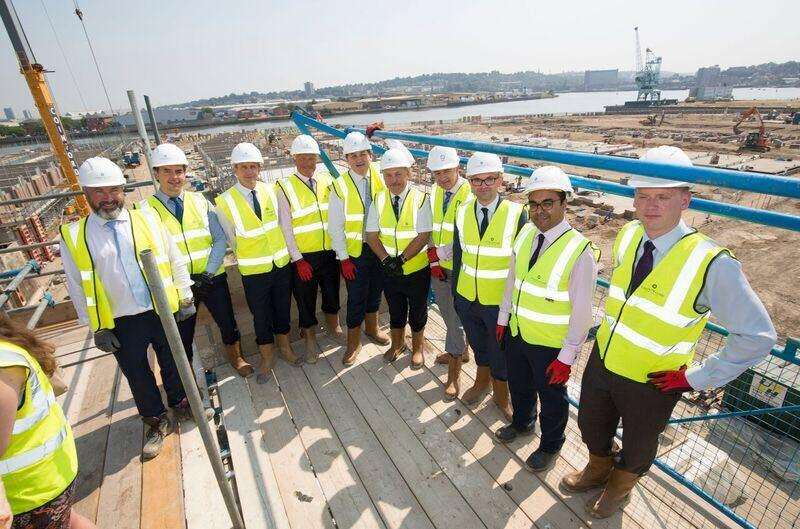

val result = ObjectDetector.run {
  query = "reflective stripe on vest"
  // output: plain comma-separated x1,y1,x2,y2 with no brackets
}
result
509,224,595,348
431,180,472,270
59,210,179,331
333,163,385,258
214,182,290,276
279,173,332,253
375,187,429,275
455,199,524,306
0,342,77,514
595,221,728,383
137,192,222,276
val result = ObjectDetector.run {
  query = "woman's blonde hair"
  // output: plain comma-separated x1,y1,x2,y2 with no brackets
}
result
0,313,56,376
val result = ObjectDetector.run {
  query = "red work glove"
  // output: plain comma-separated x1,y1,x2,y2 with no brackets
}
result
427,247,439,262
340,258,356,281
545,359,571,385
365,121,384,138
430,264,447,281
647,365,693,394
293,259,313,282
495,324,506,344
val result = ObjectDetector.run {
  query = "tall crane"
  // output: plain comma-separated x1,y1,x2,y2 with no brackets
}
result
633,27,662,102
0,0,89,216
634,26,643,74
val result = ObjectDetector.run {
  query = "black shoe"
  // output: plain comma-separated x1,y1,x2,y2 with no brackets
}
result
526,448,559,472
494,423,535,443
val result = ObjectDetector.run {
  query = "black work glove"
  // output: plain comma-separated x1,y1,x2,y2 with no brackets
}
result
191,272,215,301
381,256,404,278
94,329,120,352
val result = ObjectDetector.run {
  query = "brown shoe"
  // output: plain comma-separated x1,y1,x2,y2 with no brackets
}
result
586,468,640,518
256,343,277,384
343,327,362,366
561,453,615,493
444,354,461,401
276,333,303,367
224,342,254,377
304,327,319,364
436,345,470,364
364,312,389,345
325,313,344,342
491,378,513,422
462,365,492,404
410,331,425,369
384,328,406,362
462,345,471,363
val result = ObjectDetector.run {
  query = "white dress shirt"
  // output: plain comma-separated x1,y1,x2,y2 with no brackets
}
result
430,178,470,262
61,209,193,325
329,167,372,261
498,219,598,365
366,182,432,233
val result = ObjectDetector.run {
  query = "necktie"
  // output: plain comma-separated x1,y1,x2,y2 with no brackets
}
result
106,220,151,308
170,196,183,222
443,191,453,215
479,207,489,237
251,190,262,221
528,233,546,270
629,240,655,295
307,177,316,192
364,177,372,212
392,195,400,218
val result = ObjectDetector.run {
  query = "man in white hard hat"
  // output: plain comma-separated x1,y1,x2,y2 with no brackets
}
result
452,152,526,421
494,166,598,473
276,134,342,360
366,148,432,367
215,143,301,383
60,157,196,460
137,143,252,378
329,131,390,365
563,145,775,518
423,146,472,400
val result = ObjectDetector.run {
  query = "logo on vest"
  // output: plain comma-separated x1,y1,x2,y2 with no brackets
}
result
639,282,664,299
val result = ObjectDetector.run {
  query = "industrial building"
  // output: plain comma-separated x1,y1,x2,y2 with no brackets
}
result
583,69,619,90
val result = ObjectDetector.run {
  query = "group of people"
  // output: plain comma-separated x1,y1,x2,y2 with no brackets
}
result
0,129,777,528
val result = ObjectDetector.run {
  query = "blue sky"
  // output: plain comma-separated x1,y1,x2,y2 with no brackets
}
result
1,0,797,115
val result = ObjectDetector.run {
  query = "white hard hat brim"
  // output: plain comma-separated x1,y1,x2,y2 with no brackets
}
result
628,176,692,188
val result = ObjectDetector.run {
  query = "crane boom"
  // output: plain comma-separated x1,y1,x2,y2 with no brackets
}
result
0,0,89,216
634,26,643,73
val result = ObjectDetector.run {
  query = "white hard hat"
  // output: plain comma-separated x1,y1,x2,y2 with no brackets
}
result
230,143,263,165
629,145,692,188
342,131,372,155
380,148,414,171
151,143,188,168
523,165,574,196
427,146,459,171
78,157,126,187
290,134,321,155
466,152,503,177
385,139,415,166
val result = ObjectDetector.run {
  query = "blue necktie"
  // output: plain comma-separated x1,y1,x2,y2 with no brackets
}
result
170,196,183,222
443,191,453,215
106,219,151,308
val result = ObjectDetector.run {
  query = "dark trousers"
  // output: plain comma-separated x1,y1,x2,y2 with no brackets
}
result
506,335,568,453
241,265,292,345
291,250,341,329
455,294,506,380
383,266,431,332
578,345,680,475
177,272,241,362
344,244,384,329
111,310,186,419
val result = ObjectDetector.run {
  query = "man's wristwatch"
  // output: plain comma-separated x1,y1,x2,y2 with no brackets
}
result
399,254,407,264
180,297,194,308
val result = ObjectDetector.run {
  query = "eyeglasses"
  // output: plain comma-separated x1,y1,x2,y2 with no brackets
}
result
469,176,499,187
528,199,559,212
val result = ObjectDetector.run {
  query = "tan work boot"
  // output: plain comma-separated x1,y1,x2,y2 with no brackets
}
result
343,326,362,366
304,327,320,364
224,342,254,377
142,414,171,461
325,313,344,342
276,333,303,367
561,453,615,493
256,343,276,384
364,312,389,345
444,354,461,401
586,468,640,519
436,345,470,365
411,331,425,369
492,378,513,422
462,365,492,404
384,328,406,362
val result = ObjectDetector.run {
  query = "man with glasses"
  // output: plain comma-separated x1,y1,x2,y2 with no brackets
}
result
495,166,598,473
452,152,526,420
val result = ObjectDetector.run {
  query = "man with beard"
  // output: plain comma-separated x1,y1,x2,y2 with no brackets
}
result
60,157,196,460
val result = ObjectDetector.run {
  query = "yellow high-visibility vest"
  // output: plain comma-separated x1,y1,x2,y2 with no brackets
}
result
215,182,290,276
332,163,385,258
374,187,429,275
431,180,472,270
60,210,180,332
278,172,332,253
0,340,78,515
596,221,728,383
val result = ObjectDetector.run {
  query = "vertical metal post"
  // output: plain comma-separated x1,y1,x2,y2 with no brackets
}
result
138,249,244,529
143,95,162,145
126,90,155,184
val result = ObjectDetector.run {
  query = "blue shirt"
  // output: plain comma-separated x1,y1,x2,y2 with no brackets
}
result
154,189,227,275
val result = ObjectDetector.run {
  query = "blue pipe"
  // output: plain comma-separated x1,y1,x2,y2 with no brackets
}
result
0,260,40,280
668,404,800,424
291,111,341,178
